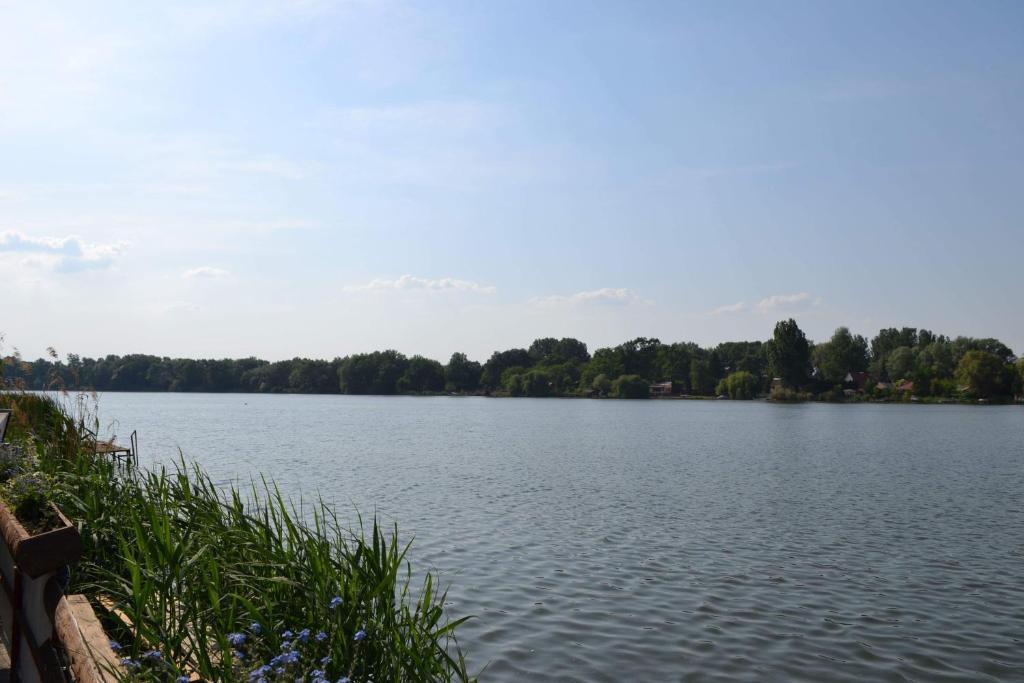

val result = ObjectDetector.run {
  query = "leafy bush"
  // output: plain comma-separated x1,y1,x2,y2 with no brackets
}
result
715,371,759,399
613,374,649,399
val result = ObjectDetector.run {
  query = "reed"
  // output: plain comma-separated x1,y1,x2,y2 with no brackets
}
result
1,392,474,682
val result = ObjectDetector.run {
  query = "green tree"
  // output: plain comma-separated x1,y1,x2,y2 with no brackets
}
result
916,341,955,379
397,355,445,393
1014,359,1024,396
715,371,759,399
580,347,626,387
766,319,810,388
444,352,481,392
612,374,649,398
480,348,532,389
812,327,869,384
338,350,409,394
655,343,696,387
885,346,916,382
955,350,1010,398
591,373,611,396
689,357,716,395
617,337,662,380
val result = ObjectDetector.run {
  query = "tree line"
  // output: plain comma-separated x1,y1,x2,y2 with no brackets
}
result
2,320,1022,400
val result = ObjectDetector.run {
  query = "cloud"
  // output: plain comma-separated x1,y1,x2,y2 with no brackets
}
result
182,266,230,279
712,301,748,315
756,292,818,312
531,288,648,307
344,274,496,294
0,230,126,272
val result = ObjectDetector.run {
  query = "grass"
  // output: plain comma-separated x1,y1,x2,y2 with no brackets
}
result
1,391,474,682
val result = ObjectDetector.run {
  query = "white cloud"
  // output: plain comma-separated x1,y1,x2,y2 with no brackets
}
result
531,288,648,307
756,292,819,312
0,230,126,272
712,301,748,315
344,274,496,294
182,266,230,279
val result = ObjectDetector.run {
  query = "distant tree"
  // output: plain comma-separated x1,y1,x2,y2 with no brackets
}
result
812,327,869,384
688,357,716,395
580,347,626,388
714,341,766,376
480,348,532,389
716,371,759,399
397,355,445,393
916,341,955,379
591,373,611,396
444,352,481,392
528,337,589,366
766,319,810,388
612,374,649,399
1014,359,1024,396
885,346,917,382
655,343,695,386
553,338,590,364
518,370,553,397
288,358,337,393
617,337,662,380
951,337,1015,365
338,350,408,394
871,327,919,359
956,350,1010,398
528,338,559,363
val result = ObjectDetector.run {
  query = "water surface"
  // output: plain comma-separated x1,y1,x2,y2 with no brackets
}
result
85,394,1024,681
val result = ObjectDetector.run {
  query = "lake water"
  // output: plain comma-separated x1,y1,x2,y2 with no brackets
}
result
81,394,1023,681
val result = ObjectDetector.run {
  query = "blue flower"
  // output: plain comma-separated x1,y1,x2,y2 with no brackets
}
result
311,670,325,678
337,678,350,683
119,658,140,671
250,621,263,634
282,629,294,639
109,640,121,651
228,632,247,647
176,677,190,683
275,667,285,676
329,596,342,609
354,629,367,642
142,649,162,661
249,665,272,681
315,631,328,643
233,649,247,661
320,655,332,666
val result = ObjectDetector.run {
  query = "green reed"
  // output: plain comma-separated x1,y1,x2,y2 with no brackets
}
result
1,392,474,682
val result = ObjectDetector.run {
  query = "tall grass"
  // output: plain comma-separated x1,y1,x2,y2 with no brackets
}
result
1,392,474,682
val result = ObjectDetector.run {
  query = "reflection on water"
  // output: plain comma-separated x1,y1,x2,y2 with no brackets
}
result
81,394,1024,681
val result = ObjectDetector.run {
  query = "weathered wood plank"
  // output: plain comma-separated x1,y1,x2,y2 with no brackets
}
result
54,595,121,683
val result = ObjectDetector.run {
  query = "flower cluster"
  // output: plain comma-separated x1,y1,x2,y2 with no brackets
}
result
110,641,189,682
235,598,370,683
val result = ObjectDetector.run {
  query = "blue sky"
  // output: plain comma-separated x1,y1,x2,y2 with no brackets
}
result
1,1,1022,362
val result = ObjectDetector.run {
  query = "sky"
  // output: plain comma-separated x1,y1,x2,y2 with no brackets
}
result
1,1,1022,363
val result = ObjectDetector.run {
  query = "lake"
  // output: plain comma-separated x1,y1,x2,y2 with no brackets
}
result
80,393,1024,681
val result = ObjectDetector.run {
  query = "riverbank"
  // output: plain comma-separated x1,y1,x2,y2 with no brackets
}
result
0,392,474,682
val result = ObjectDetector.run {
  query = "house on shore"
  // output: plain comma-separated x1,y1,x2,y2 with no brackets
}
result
649,381,673,397
844,371,870,392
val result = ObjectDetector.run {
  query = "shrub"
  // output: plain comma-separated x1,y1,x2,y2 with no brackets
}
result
715,371,759,399
613,374,649,399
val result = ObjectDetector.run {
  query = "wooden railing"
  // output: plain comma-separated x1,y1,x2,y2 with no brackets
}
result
0,502,121,683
